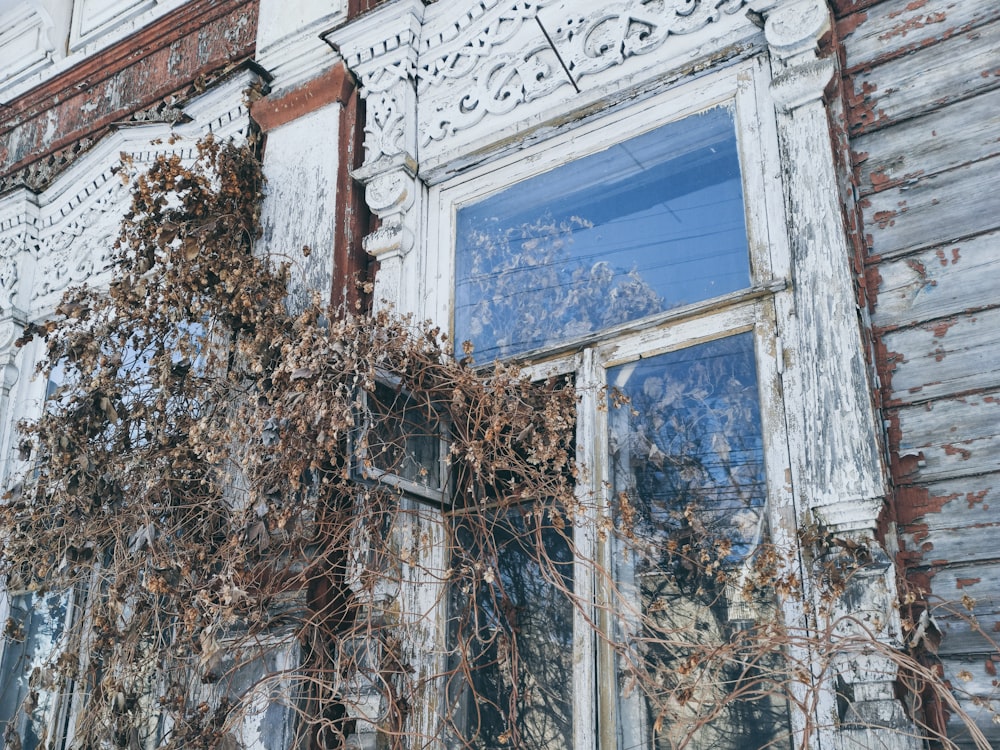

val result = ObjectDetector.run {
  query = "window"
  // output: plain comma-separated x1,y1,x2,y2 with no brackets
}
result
454,105,748,363
0,590,74,750
432,64,797,749
446,505,575,749
0,356,79,750
352,379,450,505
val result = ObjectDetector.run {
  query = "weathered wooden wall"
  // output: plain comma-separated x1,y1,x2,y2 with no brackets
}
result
0,0,257,195
836,0,1000,744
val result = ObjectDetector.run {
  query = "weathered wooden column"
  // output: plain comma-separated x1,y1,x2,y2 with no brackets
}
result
324,7,446,749
751,1,920,747
0,306,25,488
325,0,426,314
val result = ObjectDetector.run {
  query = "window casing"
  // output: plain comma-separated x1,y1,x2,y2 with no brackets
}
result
427,60,800,749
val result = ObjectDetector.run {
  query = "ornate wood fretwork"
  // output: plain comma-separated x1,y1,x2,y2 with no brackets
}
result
332,0,750,165
419,0,747,145
0,72,255,323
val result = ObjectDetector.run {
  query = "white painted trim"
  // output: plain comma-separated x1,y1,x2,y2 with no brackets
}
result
426,59,773,338
0,1,58,90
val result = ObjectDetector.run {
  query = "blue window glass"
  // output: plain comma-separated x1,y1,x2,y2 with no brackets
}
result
607,334,791,750
0,592,68,750
455,106,748,361
447,507,574,749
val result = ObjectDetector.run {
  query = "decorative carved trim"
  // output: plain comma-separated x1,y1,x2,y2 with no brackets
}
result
330,0,752,165
0,0,257,181
0,72,255,319
750,0,833,111
33,179,130,302
762,0,829,60
812,496,884,536
420,0,748,144
770,56,834,111
325,0,423,170
0,309,26,356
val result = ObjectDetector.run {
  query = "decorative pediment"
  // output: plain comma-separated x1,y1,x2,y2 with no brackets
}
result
418,0,748,148
329,0,755,175
0,71,256,320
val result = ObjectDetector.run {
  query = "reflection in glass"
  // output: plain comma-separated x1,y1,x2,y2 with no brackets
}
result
0,592,68,750
455,106,748,361
608,334,791,750
359,381,446,500
447,506,574,749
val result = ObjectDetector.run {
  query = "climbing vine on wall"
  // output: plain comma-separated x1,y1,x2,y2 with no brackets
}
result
1,137,994,750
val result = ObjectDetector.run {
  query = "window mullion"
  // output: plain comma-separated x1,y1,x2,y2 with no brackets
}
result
576,348,612,750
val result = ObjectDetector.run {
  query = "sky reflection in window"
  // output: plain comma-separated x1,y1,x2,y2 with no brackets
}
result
455,106,748,361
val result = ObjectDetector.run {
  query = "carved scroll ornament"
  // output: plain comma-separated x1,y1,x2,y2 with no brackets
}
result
419,0,748,145
0,228,26,310
33,178,128,303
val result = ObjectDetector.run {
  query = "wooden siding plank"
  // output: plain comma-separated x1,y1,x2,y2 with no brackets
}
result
853,88,1000,196
944,711,1000,750
923,565,1000,623
847,21,1000,134
898,473,999,566
881,307,1000,404
921,566,1000,664
940,659,1000,749
934,623,1000,660
840,0,1000,70
941,657,1000,698
907,523,1000,571
927,578,1000,655
862,156,1000,258
871,231,1000,329
894,391,1000,482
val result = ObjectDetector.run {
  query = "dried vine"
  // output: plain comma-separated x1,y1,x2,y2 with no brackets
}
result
0,137,994,750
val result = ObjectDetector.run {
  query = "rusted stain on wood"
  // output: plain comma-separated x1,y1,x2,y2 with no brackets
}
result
841,0,1000,72
877,311,1000,404
893,392,1000,482
895,484,951,527
250,64,354,132
853,87,1000,195
832,0,889,16
846,18,1000,135
863,156,1000,258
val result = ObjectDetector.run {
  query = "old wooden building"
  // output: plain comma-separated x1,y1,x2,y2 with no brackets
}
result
0,0,996,748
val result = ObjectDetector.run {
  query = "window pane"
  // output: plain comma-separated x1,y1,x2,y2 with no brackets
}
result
360,381,445,497
607,335,791,750
456,106,748,361
447,506,574,749
0,592,68,750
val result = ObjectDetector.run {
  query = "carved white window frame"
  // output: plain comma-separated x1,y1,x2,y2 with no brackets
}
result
418,57,807,749
307,0,919,744
423,61,785,338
